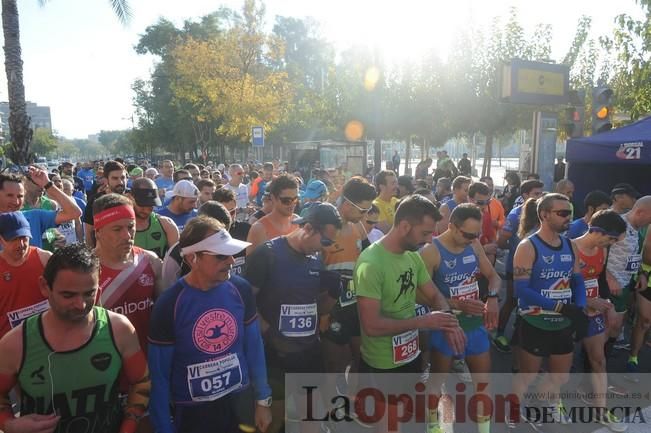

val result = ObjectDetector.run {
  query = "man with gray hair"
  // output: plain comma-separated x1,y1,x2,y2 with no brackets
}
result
222,163,250,211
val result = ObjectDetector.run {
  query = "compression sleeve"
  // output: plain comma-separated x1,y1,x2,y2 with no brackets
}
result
244,319,272,401
514,279,557,311
148,344,174,433
571,273,587,309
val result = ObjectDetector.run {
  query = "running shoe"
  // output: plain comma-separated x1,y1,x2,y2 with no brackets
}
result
492,335,512,353
452,359,472,383
550,400,571,424
597,409,628,432
607,384,628,396
625,359,640,383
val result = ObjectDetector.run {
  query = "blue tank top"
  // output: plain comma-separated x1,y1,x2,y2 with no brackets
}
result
519,234,574,330
149,276,256,404
257,237,323,352
446,198,458,212
432,238,482,330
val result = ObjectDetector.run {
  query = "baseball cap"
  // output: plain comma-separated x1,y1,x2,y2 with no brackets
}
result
0,212,32,240
130,167,144,176
170,180,199,198
301,180,328,200
292,202,342,229
181,229,251,257
132,188,162,207
611,183,640,199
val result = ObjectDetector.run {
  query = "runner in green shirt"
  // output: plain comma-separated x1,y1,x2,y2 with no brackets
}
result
355,194,466,372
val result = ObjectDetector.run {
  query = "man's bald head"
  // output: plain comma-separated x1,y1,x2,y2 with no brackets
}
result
629,195,651,228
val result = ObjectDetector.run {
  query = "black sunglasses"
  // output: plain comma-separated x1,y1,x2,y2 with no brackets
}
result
278,196,298,205
551,209,572,218
457,227,480,240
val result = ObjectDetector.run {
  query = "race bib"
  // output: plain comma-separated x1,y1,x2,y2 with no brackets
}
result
540,288,572,302
414,304,429,317
585,278,599,299
7,300,49,329
232,256,246,275
279,303,317,337
187,353,243,402
392,329,420,365
626,254,641,272
339,277,356,307
449,281,479,301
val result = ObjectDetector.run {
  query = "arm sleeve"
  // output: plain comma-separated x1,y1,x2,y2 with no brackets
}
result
244,319,272,400
572,273,587,309
514,279,557,311
148,345,174,433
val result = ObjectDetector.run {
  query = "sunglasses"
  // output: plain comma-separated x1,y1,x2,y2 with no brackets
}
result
457,227,480,240
365,220,379,225
199,251,231,261
589,226,621,239
551,209,572,218
278,196,298,205
344,196,372,213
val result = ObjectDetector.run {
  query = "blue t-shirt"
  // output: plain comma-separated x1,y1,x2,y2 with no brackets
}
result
22,209,57,248
148,276,257,404
74,196,87,214
155,177,175,191
156,207,197,232
77,168,95,191
567,218,588,239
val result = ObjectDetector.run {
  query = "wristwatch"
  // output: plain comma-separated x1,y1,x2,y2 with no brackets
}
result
257,396,272,407
487,289,499,298
43,181,54,190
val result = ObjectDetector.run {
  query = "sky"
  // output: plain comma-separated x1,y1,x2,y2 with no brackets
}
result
13,0,645,138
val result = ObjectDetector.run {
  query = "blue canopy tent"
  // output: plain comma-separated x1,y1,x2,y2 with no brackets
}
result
566,116,651,213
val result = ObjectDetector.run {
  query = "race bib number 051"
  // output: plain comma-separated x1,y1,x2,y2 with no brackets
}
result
279,303,317,337
187,353,243,402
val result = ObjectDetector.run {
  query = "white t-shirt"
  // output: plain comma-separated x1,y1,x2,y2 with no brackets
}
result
367,228,384,244
222,183,250,209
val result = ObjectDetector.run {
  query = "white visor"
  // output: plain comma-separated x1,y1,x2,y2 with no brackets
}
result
181,230,251,257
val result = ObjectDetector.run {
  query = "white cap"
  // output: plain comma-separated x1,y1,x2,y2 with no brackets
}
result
145,167,158,177
170,179,199,198
217,163,225,171
181,230,251,257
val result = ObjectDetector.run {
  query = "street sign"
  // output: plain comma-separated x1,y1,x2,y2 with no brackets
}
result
501,60,570,105
252,126,264,147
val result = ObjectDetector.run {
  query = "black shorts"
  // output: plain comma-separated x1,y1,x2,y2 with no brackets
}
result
266,343,324,400
174,393,244,433
358,354,422,374
516,318,574,356
637,286,651,303
322,303,361,344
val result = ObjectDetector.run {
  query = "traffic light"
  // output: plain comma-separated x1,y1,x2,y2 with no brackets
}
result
592,86,613,135
564,107,584,138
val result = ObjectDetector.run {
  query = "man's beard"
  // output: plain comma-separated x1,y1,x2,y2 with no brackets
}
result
112,185,125,194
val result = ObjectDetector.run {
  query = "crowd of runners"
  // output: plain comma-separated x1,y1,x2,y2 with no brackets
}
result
0,156,649,433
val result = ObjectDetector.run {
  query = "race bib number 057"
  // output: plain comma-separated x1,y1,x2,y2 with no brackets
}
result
187,353,243,402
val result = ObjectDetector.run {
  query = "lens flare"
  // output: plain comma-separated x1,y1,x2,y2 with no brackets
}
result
364,66,380,91
345,120,365,141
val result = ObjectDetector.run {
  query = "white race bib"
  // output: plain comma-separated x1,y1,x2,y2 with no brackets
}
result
338,277,356,307
7,300,49,329
392,329,420,365
449,281,479,301
187,353,243,402
278,303,317,337
626,254,642,272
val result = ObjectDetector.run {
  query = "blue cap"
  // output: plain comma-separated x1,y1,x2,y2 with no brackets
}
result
302,180,328,200
0,212,32,240
292,202,342,229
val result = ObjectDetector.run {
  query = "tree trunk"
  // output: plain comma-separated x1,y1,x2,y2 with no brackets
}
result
2,0,32,165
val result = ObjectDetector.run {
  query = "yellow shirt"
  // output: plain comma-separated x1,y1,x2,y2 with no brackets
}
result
373,196,399,227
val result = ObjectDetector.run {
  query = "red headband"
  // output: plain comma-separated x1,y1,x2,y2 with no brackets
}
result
94,205,135,230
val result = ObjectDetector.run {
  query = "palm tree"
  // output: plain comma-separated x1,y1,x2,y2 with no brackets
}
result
1,0,131,165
